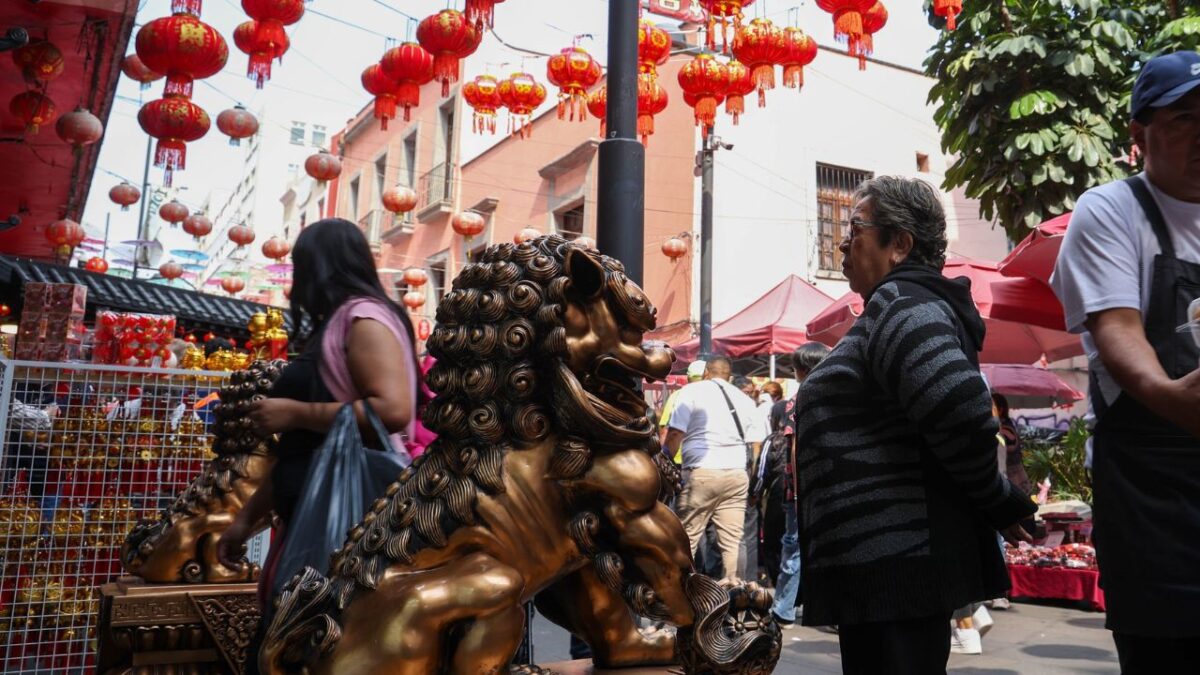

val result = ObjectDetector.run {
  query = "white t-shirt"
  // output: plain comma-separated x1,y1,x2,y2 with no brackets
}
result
668,378,766,470
1051,173,1200,407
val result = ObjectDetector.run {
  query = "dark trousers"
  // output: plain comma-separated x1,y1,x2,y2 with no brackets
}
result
838,614,950,675
1113,632,1194,674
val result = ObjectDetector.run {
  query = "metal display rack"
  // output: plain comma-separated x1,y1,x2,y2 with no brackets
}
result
0,359,232,674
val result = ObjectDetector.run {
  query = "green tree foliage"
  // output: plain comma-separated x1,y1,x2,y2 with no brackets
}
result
924,0,1200,243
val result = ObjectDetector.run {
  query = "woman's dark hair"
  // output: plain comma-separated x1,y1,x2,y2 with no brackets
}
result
854,176,948,269
992,392,1011,420
791,341,831,376
290,218,416,356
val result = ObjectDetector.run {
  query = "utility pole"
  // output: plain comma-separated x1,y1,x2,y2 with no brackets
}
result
596,0,644,285
698,132,732,358
132,133,153,280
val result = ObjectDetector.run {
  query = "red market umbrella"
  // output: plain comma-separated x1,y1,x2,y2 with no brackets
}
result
805,258,1083,364
998,212,1071,286
981,364,1084,407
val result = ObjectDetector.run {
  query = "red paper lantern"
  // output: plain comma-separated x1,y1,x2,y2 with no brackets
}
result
135,13,228,98
497,71,547,138
638,20,672,75
573,236,596,249
262,236,290,261
417,318,432,340
46,219,85,253
9,91,56,134
637,74,669,146
381,42,435,124
934,0,961,31
546,46,602,121
464,0,505,30
242,0,305,24
0,304,10,318
780,27,818,88
232,20,289,89
216,105,259,145
724,58,754,124
699,0,755,53
12,40,65,82
402,268,428,287
54,107,103,151
85,257,109,274
451,211,485,237
361,63,400,130
815,0,874,62
678,54,729,132
416,9,483,97
662,237,688,260
463,74,504,135
305,150,341,183
732,17,788,108
587,85,607,136
859,2,888,69
228,224,255,248
402,291,426,310
182,213,212,240
138,95,210,187
221,277,246,295
159,262,184,280
159,199,189,226
514,227,540,244
382,186,418,214
121,54,163,90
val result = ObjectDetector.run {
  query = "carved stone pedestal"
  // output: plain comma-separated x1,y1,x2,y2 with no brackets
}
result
97,577,261,675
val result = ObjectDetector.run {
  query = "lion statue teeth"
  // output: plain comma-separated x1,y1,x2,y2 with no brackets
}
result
261,236,782,674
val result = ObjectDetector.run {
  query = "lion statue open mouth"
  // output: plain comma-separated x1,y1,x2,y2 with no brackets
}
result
261,235,782,674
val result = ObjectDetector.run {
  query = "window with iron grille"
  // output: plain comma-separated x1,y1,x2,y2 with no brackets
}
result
555,203,585,239
816,163,873,273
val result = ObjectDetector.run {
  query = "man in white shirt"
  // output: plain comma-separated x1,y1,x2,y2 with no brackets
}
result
1051,50,1200,670
664,355,764,583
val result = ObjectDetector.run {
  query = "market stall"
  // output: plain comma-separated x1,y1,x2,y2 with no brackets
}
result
1005,543,1105,611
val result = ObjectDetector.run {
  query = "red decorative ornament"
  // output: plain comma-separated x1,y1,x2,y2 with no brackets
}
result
85,257,109,274
546,46,602,121
361,63,400,130
12,40,65,82
305,150,341,183
573,236,596,249
228,224,256,248
699,0,755,53
732,17,787,108
815,0,874,62
137,95,210,186
678,54,729,133
463,74,504,134
402,268,428,287
182,213,213,240
121,54,163,90
242,0,305,24
514,227,540,244
135,13,228,98
464,0,505,30
232,20,289,89
416,9,483,97
221,277,246,295
417,318,432,340
858,2,888,69
451,211,486,237
159,262,184,281
497,71,546,138
0,304,10,318
382,185,418,214
9,91,56,134
382,43,435,124
109,184,141,214
724,58,754,124
637,74,669,146
587,85,607,137
662,237,688,260
55,107,103,152
46,218,85,251
262,236,290,261
780,27,818,88
216,105,259,145
935,0,961,31
159,199,189,226
638,19,672,75
402,291,426,310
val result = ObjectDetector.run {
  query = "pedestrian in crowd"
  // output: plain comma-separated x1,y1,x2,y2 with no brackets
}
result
658,359,706,462
737,380,786,582
216,218,420,668
757,381,783,437
992,393,1033,499
733,375,758,402
770,341,831,627
1050,50,1200,672
755,380,787,582
665,355,765,584
794,176,1035,675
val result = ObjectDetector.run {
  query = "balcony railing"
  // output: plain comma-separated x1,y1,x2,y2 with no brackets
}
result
358,209,383,249
416,162,455,217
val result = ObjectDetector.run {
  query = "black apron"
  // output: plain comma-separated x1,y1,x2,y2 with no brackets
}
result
1090,176,1200,637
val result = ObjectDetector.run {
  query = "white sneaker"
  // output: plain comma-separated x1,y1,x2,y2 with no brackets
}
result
972,605,994,636
990,597,1011,610
950,626,982,655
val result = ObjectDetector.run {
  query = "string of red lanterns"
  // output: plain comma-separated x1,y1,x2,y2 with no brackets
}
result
464,0,505,30
120,54,162,90
417,9,483,97
934,0,961,30
221,276,246,295
182,213,213,241
637,74,669,146
45,218,84,259
159,261,184,281
859,2,889,70
780,26,818,88
381,42,435,124
216,105,259,145
85,257,109,274
159,199,189,226
228,224,256,249
587,86,607,137
55,107,103,153
109,182,141,211
382,186,418,215
724,58,754,124
497,71,546,138
402,290,426,310
402,268,428,287
135,13,227,99
305,150,342,184
732,17,788,108
463,74,503,134
238,0,305,88
678,54,729,133
451,211,485,238
662,237,688,261
547,45,601,121
9,91,56,134
262,236,290,261
13,40,65,83
816,0,874,64
361,63,400,130
699,0,754,54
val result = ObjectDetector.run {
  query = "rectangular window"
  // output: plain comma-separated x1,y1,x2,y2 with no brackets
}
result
426,253,449,316
312,124,327,148
317,198,325,219
348,177,360,222
290,121,306,145
555,203,585,239
374,154,388,207
816,163,872,272
402,134,417,187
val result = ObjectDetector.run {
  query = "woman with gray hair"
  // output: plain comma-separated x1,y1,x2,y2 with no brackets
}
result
793,176,1035,674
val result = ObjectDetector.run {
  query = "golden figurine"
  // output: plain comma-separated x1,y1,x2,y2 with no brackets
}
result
247,311,270,359
265,307,289,360
182,344,207,369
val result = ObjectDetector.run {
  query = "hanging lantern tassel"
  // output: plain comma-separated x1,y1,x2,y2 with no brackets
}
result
433,56,459,97
154,140,187,187
833,9,866,64
248,52,274,88
726,94,745,125
637,112,654,146
375,97,396,131
782,65,803,88
935,0,961,30
397,82,419,122
751,65,775,108
171,0,202,15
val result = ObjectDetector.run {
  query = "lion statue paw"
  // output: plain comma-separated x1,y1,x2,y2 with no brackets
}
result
675,574,783,675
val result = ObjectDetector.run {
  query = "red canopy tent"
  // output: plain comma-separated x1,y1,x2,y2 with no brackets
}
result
998,213,1071,286
981,364,1084,408
672,275,833,375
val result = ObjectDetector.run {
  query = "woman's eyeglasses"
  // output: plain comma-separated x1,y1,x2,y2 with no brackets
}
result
847,217,881,241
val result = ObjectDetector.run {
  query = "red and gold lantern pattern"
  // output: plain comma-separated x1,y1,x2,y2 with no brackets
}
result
637,75,669,146
815,0,874,62
451,211,485,238
547,46,602,121
780,27,818,88
12,40,65,82
699,0,755,53
159,199,189,226
182,213,212,240
55,107,104,152
587,85,607,137
859,2,888,69
464,0,505,30
9,91,56,134
121,54,163,90
135,13,229,98
382,186,418,214
232,20,289,88
262,236,290,261
242,0,304,24
305,150,341,183
109,182,141,211
228,224,255,248
662,237,688,260
935,0,961,31
85,257,109,274
463,74,504,134
137,95,210,186
159,262,184,281
221,277,246,295
416,9,483,97
403,291,426,310
724,58,755,124
402,268,428,287
638,20,672,75
216,105,259,145
381,42,435,123
678,54,729,132
46,219,85,254
732,17,787,107
497,71,546,138
361,63,400,130
514,228,540,244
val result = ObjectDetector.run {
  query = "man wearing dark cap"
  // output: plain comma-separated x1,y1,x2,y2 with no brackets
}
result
1052,50,1200,670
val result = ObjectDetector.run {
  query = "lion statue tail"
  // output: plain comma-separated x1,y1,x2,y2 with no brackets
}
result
260,566,344,674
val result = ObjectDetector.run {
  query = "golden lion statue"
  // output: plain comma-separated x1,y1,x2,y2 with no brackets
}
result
121,361,284,583
262,237,782,674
